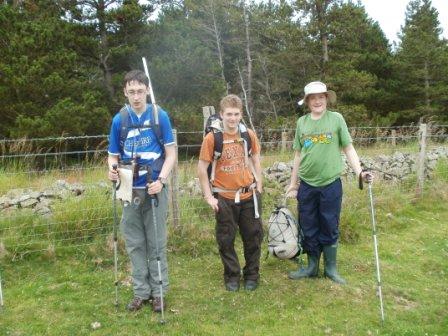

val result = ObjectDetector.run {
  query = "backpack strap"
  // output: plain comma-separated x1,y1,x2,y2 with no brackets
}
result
209,131,223,183
149,103,165,157
239,123,252,157
118,104,165,157
238,124,258,183
119,106,130,151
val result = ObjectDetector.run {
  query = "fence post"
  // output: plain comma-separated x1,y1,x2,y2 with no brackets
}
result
415,123,427,198
391,129,396,147
376,127,381,144
170,129,180,230
281,130,288,152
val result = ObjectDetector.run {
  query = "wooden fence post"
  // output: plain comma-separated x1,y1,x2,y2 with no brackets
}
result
281,131,288,152
391,129,396,147
170,129,180,230
415,123,427,198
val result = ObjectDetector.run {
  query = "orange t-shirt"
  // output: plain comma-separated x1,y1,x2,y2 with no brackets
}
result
199,129,260,200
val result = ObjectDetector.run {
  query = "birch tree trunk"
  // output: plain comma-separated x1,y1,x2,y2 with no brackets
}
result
243,2,253,117
315,0,329,79
209,0,229,94
237,62,256,131
97,0,115,99
259,56,278,120
424,60,430,110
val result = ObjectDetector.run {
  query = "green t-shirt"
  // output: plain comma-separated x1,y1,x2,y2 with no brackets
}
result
293,110,352,187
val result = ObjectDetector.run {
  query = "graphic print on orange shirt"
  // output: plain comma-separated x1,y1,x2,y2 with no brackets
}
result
220,142,246,174
199,130,258,200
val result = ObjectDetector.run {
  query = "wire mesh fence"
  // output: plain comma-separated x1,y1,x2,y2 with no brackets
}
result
0,124,447,259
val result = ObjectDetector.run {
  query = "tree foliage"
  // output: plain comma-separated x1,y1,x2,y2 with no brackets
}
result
0,0,447,138
394,0,448,123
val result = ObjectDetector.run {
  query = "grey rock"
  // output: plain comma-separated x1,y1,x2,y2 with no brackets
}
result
277,162,290,172
30,191,42,199
54,179,70,190
34,202,52,215
9,197,20,206
20,198,39,208
42,189,57,198
377,155,389,162
0,196,10,209
57,189,71,200
96,181,109,189
39,198,52,207
70,183,85,196
18,194,31,203
6,188,26,199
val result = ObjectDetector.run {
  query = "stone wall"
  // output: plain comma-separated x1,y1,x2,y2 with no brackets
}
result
0,180,108,216
264,146,448,188
1,146,447,215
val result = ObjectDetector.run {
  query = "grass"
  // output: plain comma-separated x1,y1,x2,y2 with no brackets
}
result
0,158,447,335
0,196,447,335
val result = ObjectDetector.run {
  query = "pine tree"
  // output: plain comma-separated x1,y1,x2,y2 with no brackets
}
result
325,2,394,125
0,1,109,137
394,0,448,123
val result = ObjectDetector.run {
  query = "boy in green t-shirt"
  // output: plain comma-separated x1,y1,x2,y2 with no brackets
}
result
286,81,372,284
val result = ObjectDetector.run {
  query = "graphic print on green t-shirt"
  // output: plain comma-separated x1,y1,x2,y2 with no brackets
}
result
293,111,352,187
302,132,333,148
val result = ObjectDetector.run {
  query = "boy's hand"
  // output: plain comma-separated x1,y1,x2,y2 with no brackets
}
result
285,184,299,198
146,180,164,195
109,165,119,182
361,170,374,183
205,195,219,212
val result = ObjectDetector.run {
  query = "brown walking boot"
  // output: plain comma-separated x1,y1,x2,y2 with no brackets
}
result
152,296,166,313
126,297,149,312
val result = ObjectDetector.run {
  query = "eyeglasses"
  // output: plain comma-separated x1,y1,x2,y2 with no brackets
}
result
126,89,147,96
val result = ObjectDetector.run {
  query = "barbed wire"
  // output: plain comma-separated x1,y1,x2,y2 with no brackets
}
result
0,134,108,143
0,149,106,159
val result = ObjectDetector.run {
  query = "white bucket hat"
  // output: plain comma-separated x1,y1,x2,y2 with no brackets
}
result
298,81,336,106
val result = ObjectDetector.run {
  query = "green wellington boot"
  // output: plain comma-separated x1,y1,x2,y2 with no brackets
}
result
288,253,320,280
323,244,346,284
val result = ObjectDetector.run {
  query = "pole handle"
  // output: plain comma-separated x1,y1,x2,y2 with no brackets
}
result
358,169,373,190
145,165,159,206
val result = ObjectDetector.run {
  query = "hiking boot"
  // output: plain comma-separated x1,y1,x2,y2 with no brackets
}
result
152,296,165,313
323,244,346,285
288,253,320,280
244,280,258,291
126,297,149,312
225,281,240,292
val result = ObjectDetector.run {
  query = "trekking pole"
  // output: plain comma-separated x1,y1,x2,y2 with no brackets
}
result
367,182,385,324
142,57,159,126
142,57,166,324
0,269,4,308
112,163,119,309
146,167,166,325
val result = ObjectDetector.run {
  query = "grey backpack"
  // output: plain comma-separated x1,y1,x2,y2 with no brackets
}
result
267,205,303,260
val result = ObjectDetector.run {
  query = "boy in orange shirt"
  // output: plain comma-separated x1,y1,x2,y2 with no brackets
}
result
197,94,263,291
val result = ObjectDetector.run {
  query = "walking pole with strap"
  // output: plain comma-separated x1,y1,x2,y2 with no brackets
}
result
0,268,4,309
360,171,385,324
112,163,120,309
146,165,166,324
142,56,166,324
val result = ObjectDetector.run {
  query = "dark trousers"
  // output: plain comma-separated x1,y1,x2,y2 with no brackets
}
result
215,193,263,283
297,179,342,257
